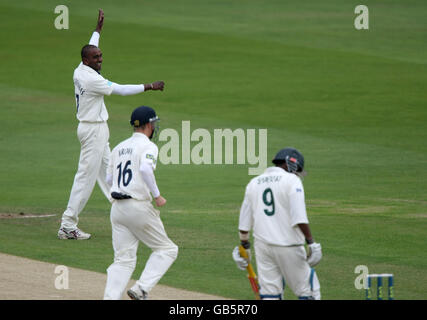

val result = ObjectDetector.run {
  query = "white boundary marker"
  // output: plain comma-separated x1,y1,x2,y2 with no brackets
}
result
0,214,56,219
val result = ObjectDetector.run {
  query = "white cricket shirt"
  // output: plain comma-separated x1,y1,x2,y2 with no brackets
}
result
73,62,114,122
108,133,159,201
239,167,309,246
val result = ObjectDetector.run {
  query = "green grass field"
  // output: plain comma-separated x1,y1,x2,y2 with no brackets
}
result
0,0,426,300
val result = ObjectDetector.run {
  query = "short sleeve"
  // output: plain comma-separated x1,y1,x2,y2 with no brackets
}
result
87,74,114,96
288,177,309,226
238,184,253,232
140,144,159,170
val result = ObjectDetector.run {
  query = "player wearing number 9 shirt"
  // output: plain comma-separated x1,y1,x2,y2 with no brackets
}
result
233,147,322,300
103,106,178,300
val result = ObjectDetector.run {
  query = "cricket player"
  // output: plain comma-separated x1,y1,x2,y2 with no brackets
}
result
58,9,165,240
232,147,322,300
103,106,178,300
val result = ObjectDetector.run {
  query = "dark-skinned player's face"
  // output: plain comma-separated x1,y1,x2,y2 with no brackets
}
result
83,47,103,72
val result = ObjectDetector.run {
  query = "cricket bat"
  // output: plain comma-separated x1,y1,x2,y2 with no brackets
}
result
239,245,260,300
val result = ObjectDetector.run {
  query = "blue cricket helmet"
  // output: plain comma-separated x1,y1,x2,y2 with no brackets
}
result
272,147,306,177
130,106,159,127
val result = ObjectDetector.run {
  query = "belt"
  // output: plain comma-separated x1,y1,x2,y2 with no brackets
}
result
79,120,107,124
111,192,132,200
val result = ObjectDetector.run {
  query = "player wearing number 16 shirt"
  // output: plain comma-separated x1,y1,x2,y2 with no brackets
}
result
103,106,178,300
233,147,322,300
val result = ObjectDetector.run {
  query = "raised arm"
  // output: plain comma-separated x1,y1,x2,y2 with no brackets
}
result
95,9,104,33
87,8,166,95
88,9,104,46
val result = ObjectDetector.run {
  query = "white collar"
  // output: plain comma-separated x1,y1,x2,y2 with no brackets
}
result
264,166,286,174
81,63,100,75
132,132,150,140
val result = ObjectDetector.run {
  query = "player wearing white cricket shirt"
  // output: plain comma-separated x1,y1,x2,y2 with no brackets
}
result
58,9,165,240
104,106,178,300
233,147,322,300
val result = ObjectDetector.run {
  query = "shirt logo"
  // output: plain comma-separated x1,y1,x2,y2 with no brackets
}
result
296,188,302,192
146,154,157,165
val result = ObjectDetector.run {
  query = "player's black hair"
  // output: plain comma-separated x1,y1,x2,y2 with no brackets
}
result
272,159,286,166
81,44,98,59
133,122,149,130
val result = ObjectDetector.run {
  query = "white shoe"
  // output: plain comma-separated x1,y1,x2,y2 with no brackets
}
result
127,285,148,300
58,227,91,240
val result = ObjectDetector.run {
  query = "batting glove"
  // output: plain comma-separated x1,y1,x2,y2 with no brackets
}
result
307,242,322,267
232,246,249,270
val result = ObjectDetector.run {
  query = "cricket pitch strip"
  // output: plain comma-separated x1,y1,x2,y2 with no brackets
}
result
0,253,227,300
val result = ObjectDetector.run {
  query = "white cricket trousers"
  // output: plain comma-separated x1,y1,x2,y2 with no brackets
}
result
61,122,112,229
254,239,321,300
104,199,178,300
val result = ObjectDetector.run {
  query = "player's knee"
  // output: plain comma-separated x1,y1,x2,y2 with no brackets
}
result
114,257,137,270
152,243,178,261
114,248,137,269
166,244,178,260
